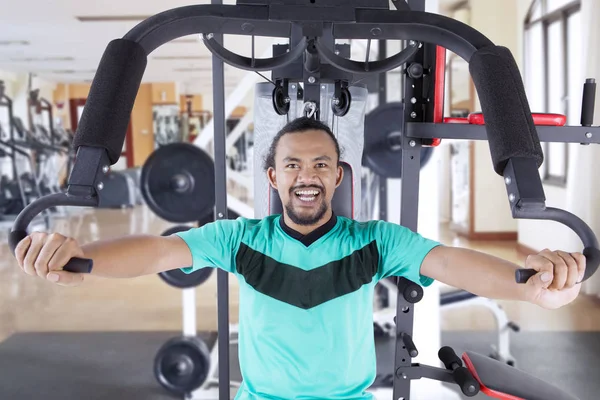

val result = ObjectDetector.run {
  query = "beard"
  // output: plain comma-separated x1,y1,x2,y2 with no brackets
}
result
285,185,329,226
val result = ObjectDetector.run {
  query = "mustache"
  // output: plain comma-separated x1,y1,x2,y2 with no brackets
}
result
290,185,324,194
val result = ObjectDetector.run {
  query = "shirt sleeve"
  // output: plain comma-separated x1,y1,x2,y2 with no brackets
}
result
174,218,244,274
374,220,441,286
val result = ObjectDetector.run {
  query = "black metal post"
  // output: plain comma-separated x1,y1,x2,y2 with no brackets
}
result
211,0,230,398
394,2,426,399
378,39,388,221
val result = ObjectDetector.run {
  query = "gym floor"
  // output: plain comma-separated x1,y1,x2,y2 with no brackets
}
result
1,204,599,344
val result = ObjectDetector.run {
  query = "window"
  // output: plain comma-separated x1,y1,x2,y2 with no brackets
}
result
524,0,581,187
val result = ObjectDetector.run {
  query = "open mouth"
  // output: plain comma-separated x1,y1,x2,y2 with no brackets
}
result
294,189,321,203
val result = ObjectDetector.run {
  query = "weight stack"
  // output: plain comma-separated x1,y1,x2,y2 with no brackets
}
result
252,82,367,220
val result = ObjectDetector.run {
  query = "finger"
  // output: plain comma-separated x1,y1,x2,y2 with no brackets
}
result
22,232,47,276
556,251,579,288
46,270,84,287
538,249,568,290
14,236,32,270
48,238,83,272
525,253,554,288
572,252,587,282
35,233,66,278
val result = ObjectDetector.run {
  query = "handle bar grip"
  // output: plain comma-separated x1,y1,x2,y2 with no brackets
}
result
9,230,93,274
453,367,480,397
516,247,600,284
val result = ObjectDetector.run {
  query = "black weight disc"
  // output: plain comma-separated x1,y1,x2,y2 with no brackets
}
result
159,224,214,288
154,336,211,395
364,102,434,178
141,143,215,223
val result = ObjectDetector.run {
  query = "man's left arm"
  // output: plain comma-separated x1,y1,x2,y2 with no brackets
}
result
421,246,586,309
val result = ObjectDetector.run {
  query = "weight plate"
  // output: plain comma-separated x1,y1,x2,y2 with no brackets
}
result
364,102,434,178
154,336,211,395
159,224,214,288
141,143,215,223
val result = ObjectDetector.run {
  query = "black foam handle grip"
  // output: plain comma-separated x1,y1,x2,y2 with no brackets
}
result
438,346,462,370
581,78,596,126
516,246,600,284
453,367,480,397
8,230,93,274
72,39,147,165
469,46,544,176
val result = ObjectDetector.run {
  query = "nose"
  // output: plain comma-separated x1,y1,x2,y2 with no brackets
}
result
296,166,318,184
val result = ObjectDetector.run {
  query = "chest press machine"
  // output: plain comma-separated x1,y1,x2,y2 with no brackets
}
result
8,1,600,399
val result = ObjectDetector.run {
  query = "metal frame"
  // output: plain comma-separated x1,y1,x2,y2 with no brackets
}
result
7,1,600,400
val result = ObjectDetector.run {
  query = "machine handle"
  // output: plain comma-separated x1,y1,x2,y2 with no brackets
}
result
514,207,600,284
516,246,600,284
8,193,96,274
453,366,480,397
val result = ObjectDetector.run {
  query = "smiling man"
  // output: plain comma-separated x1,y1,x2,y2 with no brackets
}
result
14,116,586,400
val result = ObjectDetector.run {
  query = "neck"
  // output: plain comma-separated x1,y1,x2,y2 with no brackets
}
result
282,209,333,235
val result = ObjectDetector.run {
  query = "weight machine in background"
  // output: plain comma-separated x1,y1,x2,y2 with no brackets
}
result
8,1,600,400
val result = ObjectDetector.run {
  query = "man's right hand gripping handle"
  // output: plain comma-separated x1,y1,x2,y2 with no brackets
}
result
14,232,87,287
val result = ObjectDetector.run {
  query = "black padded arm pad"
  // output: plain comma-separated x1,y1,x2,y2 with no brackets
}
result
72,39,147,165
464,351,579,400
469,46,543,176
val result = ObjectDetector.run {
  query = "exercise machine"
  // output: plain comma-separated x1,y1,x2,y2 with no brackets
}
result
8,1,600,399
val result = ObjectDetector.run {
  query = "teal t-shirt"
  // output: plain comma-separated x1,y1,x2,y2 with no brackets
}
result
176,215,440,400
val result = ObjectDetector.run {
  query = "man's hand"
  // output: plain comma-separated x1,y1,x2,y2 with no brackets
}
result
15,232,86,287
523,249,586,309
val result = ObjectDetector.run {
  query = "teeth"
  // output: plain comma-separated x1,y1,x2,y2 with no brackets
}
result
295,190,319,195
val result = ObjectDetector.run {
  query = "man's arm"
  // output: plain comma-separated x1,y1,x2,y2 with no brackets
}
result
14,218,242,287
81,234,192,278
420,246,586,307
15,232,194,285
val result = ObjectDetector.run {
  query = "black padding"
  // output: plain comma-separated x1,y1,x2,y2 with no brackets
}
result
72,39,147,165
464,351,579,400
269,161,354,218
440,290,477,306
469,46,543,176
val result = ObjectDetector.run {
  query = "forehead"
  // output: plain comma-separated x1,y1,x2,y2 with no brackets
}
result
276,129,336,157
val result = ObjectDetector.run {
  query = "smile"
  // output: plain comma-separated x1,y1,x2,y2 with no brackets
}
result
294,189,320,202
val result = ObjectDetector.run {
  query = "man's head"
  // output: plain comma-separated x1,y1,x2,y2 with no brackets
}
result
264,117,343,228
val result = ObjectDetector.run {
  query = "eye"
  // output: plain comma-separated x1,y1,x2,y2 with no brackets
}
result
316,163,327,168
285,163,298,169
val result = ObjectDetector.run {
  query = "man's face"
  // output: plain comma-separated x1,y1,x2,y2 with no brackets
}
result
267,129,343,226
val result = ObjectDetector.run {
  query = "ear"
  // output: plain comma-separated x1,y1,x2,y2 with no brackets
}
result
335,164,344,188
267,167,278,190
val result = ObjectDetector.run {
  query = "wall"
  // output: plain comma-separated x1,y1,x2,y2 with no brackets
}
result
468,0,520,234
131,84,154,167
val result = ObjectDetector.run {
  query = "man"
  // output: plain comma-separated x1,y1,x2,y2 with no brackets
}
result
14,117,585,400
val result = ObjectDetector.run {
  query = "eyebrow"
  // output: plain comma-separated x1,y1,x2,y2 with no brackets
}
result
282,155,332,163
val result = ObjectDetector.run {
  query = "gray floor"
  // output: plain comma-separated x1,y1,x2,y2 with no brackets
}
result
0,330,597,400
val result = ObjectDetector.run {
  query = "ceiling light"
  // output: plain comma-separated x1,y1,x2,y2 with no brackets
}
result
0,40,29,46
76,15,150,22
10,57,74,62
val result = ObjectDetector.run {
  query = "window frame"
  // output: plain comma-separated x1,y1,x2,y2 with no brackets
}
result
524,0,581,187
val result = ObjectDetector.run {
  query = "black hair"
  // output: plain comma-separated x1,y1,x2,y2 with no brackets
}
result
263,117,341,171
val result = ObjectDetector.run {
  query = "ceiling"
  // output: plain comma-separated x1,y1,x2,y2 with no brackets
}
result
0,0,455,93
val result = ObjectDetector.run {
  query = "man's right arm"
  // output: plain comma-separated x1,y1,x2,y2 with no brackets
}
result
14,232,195,286
81,234,193,278
14,218,243,286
